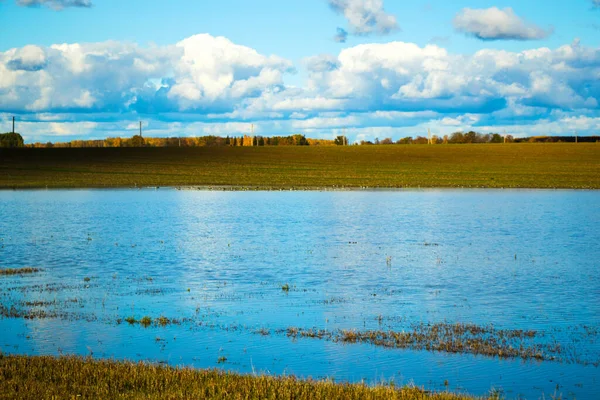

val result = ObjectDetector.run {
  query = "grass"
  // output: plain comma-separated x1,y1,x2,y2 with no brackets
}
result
282,322,594,365
0,354,493,399
0,267,42,276
1,144,599,189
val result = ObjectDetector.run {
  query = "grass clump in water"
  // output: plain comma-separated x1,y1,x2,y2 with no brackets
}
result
282,322,578,363
140,316,153,328
0,355,490,399
0,268,42,276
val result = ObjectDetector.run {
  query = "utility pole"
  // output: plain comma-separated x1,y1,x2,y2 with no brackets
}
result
251,123,255,147
12,116,15,134
575,131,578,144
343,128,347,146
503,130,507,144
139,121,142,137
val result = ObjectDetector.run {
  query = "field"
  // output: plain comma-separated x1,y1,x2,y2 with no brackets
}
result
1,144,599,189
0,355,492,400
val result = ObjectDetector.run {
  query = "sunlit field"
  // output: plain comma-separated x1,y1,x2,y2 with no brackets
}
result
1,143,599,189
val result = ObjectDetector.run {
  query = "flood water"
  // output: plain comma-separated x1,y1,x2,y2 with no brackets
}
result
0,189,598,399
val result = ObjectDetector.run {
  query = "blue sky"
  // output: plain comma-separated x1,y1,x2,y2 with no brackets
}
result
1,0,599,142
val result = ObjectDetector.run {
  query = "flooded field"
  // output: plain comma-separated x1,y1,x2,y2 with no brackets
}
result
0,189,598,399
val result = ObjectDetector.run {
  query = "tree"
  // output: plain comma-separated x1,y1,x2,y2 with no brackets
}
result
292,134,308,146
463,131,478,143
334,135,347,145
449,132,464,144
490,133,503,143
130,135,145,147
0,132,25,148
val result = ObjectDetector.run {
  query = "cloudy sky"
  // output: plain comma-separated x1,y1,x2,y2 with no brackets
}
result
1,0,599,143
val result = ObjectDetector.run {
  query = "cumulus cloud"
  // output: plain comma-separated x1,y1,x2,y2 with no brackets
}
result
0,34,292,114
304,40,600,125
328,0,398,39
6,45,47,71
305,54,340,72
454,7,551,40
168,34,292,110
2,34,600,142
16,0,92,10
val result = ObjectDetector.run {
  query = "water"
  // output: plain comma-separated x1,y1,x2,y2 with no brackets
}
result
0,189,598,399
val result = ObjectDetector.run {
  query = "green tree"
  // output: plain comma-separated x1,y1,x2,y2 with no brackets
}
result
0,132,25,148
334,135,347,145
130,135,145,147
292,134,308,146
490,133,503,143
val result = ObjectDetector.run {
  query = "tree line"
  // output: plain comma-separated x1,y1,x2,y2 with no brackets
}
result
360,131,511,145
27,134,336,148
3,131,598,149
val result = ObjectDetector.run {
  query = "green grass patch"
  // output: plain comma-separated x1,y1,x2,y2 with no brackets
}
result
1,144,598,189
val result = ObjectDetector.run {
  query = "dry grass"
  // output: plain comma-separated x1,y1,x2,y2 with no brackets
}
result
0,355,494,399
0,267,42,276
282,322,593,365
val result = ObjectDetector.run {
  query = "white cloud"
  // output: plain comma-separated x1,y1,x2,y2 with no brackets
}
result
169,34,292,110
306,40,600,115
48,121,97,135
454,7,551,40
328,0,398,37
2,35,600,142
0,34,292,114
305,54,340,72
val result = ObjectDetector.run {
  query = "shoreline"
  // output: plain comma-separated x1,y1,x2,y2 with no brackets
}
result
0,185,599,191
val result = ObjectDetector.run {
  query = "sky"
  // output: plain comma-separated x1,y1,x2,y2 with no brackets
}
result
1,0,599,143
